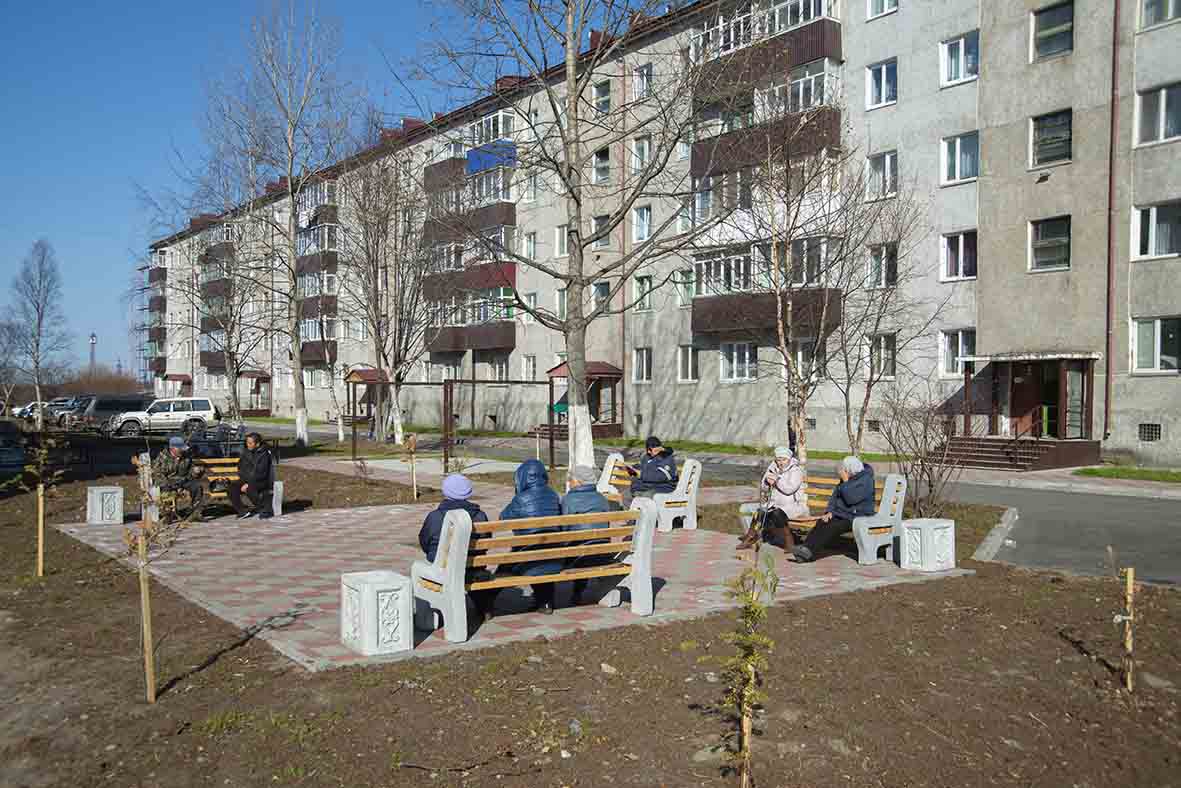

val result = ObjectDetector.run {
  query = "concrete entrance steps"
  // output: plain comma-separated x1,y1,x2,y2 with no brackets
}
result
938,436,1101,471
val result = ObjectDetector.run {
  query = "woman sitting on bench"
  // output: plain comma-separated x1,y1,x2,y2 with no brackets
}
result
791,456,875,563
499,459,563,615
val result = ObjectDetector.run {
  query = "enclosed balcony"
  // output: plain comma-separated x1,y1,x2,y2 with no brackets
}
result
690,0,841,66
427,321,516,353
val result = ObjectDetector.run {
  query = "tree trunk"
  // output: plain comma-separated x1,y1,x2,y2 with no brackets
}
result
32,373,43,432
565,321,596,469
390,383,405,445
288,212,309,446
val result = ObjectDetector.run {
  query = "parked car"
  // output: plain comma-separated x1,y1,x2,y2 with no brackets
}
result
45,397,73,417
112,397,221,437
82,394,151,433
59,395,96,428
14,401,49,421
0,419,26,480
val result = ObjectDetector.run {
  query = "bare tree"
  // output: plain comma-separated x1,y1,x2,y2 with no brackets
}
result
0,320,19,412
336,116,440,444
877,380,964,517
418,0,734,466
8,240,71,431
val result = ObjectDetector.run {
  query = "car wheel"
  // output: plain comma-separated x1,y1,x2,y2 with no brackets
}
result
119,421,142,438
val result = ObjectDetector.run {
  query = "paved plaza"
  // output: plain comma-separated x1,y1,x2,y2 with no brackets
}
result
59,497,972,671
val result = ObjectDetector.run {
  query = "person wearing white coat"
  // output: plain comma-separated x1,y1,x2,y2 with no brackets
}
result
737,446,808,550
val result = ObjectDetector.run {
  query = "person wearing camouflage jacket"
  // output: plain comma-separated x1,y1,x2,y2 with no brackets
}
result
152,437,206,517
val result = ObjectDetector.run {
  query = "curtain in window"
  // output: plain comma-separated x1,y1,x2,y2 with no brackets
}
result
1165,85,1181,139
1156,203,1181,255
1162,319,1180,370
959,134,979,178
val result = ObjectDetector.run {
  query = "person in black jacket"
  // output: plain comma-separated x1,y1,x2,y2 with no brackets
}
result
791,456,876,562
625,436,678,506
230,432,273,520
418,474,498,621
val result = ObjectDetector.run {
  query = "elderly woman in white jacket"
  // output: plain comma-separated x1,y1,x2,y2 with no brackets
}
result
737,446,809,550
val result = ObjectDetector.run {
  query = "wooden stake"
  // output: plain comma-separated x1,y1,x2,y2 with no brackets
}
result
536,431,541,461
138,521,157,704
408,433,418,500
740,664,754,788
36,483,45,578
1122,567,1135,693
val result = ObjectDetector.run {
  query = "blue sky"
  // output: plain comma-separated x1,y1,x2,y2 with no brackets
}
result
0,1,441,371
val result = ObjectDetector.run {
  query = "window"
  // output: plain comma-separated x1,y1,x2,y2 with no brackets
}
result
942,231,978,279
1136,201,1181,258
940,31,979,87
678,345,699,382
471,167,511,206
521,171,538,202
522,354,537,381
632,135,651,174
941,329,977,376
721,342,757,381
524,231,537,261
771,58,839,113
635,276,653,310
676,268,695,306
678,132,692,160
1032,110,1073,166
593,148,611,184
696,249,754,294
296,224,339,255
1143,0,1181,26
870,333,897,379
868,0,898,18
1030,216,1072,270
942,132,979,183
633,205,652,242
1033,2,1073,60
869,244,898,287
522,292,538,323
694,175,714,219
593,80,611,114
737,169,753,210
556,289,567,320
678,201,693,233
593,282,611,309
1134,317,1180,372
316,369,331,389
790,237,825,284
792,339,826,379
867,59,898,108
593,215,611,249
1137,83,1181,144
556,225,569,257
633,63,653,98
469,110,513,145
867,151,898,199
633,347,653,382
490,354,509,382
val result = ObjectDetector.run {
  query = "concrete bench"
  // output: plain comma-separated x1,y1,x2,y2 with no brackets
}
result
411,499,658,643
597,454,703,532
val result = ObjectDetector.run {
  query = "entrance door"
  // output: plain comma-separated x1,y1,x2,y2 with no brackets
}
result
1064,361,1085,439
1010,363,1042,437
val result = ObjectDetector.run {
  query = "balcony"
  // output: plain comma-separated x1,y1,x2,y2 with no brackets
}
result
300,340,338,364
148,295,167,312
424,261,516,300
690,106,840,178
690,1,840,65
427,321,516,353
148,326,167,343
200,278,231,298
691,288,842,335
149,356,167,374
424,157,466,192
299,295,338,319
424,203,516,245
148,267,167,284
199,351,226,370
295,250,339,274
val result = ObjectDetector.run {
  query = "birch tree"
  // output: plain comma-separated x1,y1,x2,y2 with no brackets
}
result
8,240,70,431
419,0,733,467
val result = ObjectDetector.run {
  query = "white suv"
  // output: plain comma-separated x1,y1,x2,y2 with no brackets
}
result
113,397,220,437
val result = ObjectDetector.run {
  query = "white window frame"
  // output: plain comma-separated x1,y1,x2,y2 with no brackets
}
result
867,0,898,20
1031,1,1074,62
593,215,611,249
941,230,979,281
941,131,980,184
633,204,652,242
593,148,611,184
1142,0,1181,28
633,347,653,383
555,225,569,257
677,345,700,383
522,292,538,323
1134,201,1181,259
695,249,755,295
869,333,897,380
789,237,827,286
791,338,826,381
632,135,652,174
1030,109,1073,167
524,231,537,261
1132,316,1181,373
490,353,510,382
720,342,757,382
676,268,695,307
634,275,653,311
522,354,538,381
940,328,977,378
1029,216,1072,271
556,288,567,320
1136,82,1181,146
593,80,611,114
520,170,538,202
593,281,611,309
633,62,653,98
868,243,898,288
867,151,898,200
866,59,898,109
940,30,980,87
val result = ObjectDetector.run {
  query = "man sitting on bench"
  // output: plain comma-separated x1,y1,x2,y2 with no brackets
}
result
624,436,678,506
791,456,876,563
230,432,273,520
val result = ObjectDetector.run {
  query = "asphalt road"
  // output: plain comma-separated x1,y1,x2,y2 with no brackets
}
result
248,422,1180,584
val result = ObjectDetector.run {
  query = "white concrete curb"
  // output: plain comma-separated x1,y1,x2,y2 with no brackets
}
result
973,507,1019,562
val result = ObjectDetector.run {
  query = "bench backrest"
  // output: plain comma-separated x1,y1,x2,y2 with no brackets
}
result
874,474,907,525
597,452,631,495
430,501,657,587
195,457,240,482
670,458,702,499
805,474,886,509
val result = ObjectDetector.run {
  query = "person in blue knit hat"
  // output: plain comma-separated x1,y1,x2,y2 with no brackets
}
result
418,474,498,622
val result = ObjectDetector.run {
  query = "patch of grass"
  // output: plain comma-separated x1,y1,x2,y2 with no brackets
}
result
198,709,254,737
246,416,328,426
1074,466,1181,484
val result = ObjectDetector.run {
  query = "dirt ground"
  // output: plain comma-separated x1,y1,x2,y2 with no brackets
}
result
1,465,1179,788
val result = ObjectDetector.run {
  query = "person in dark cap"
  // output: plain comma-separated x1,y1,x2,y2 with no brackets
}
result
624,435,678,506
418,473,498,622
151,436,207,520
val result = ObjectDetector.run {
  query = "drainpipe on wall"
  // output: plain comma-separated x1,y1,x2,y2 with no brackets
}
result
1103,0,1122,440
618,57,628,437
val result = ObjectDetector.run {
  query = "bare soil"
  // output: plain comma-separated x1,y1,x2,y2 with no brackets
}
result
1,466,1178,788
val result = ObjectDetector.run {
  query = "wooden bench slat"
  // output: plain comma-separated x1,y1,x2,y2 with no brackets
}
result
471,526,636,550
468,563,631,591
468,541,629,568
474,510,637,533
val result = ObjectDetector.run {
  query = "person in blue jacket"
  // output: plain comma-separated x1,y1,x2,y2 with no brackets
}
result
625,435,678,505
418,474,498,621
500,459,564,614
561,464,616,605
791,456,876,562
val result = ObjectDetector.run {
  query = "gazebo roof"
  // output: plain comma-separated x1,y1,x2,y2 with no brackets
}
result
345,367,390,383
545,361,623,379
